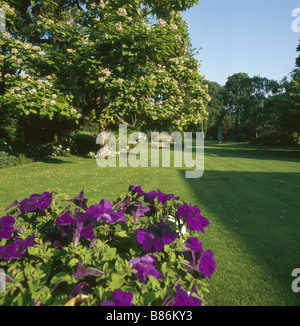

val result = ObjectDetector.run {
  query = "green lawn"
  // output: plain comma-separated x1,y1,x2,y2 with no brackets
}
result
1,141,300,306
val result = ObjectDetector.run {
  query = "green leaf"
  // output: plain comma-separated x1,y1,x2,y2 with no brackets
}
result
144,292,159,305
161,262,167,275
170,251,176,263
121,286,139,297
115,230,129,238
147,275,160,289
50,272,72,285
27,246,39,256
67,258,79,268
16,104,25,110
109,278,124,290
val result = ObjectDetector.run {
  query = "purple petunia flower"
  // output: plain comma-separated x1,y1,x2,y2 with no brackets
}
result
73,263,104,278
85,199,126,224
172,286,202,306
129,184,145,197
113,195,131,211
136,220,177,252
129,185,179,205
129,202,151,223
0,216,16,239
101,290,133,306
3,200,19,212
71,282,90,295
143,189,179,204
156,191,180,204
19,192,53,213
128,254,163,283
56,209,95,247
183,237,216,279
176,202,209,233
65,189,88,211
0,234,35,261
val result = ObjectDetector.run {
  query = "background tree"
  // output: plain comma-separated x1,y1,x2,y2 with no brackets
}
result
224,73,252,135
202,80,226,139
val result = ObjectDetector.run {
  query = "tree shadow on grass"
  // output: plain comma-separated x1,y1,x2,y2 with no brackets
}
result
202,142,300,163
178,168,300,305
38,157,76,164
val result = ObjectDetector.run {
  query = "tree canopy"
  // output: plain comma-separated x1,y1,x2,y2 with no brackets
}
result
0,0,208,139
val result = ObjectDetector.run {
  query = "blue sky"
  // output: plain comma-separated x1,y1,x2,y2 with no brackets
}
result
182,0,300,85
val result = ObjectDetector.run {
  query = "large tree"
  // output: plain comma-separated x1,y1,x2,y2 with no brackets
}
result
0,0,209,139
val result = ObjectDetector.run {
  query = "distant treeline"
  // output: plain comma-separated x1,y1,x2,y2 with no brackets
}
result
203,42,300,146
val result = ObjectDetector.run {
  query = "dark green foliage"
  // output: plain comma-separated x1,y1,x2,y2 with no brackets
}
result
0,151,18,168
79,121,100,137
0,116,19,144
18,114,77,145
25,143,69,160
249,133,296,146
71,133,99,156
235,133,247,142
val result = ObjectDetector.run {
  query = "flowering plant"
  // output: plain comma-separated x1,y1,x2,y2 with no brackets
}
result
0,185,215,306
0,0,209,133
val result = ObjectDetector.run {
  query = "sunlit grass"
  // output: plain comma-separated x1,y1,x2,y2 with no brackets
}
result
0,141,299,305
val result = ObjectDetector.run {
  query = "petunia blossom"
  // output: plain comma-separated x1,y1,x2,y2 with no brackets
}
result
128,254,163,283
136,220,177,252
172,286,202,306
65,189,88,210
3,200,19,212
73,263,104,278
143,189,179,204
129,185,179,205
0,234,35,261
176,202,209,233
101,290,133,306
183,237,216,279
56,209,95,247
71,282,90,295
156,191,179,204
85,199,126,224
129,202,151,223
0,216,16,239
19,192,53,213
129,184,145,197
113,195,131,211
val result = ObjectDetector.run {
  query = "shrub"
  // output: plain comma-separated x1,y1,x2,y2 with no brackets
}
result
0,185,216,306
0,151,18,169
249,133,296,146
0,116,19,144
25,143,70,160
71,133,99,156
79,121,100,137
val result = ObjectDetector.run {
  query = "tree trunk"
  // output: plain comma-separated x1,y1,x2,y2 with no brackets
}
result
217,124,222,143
